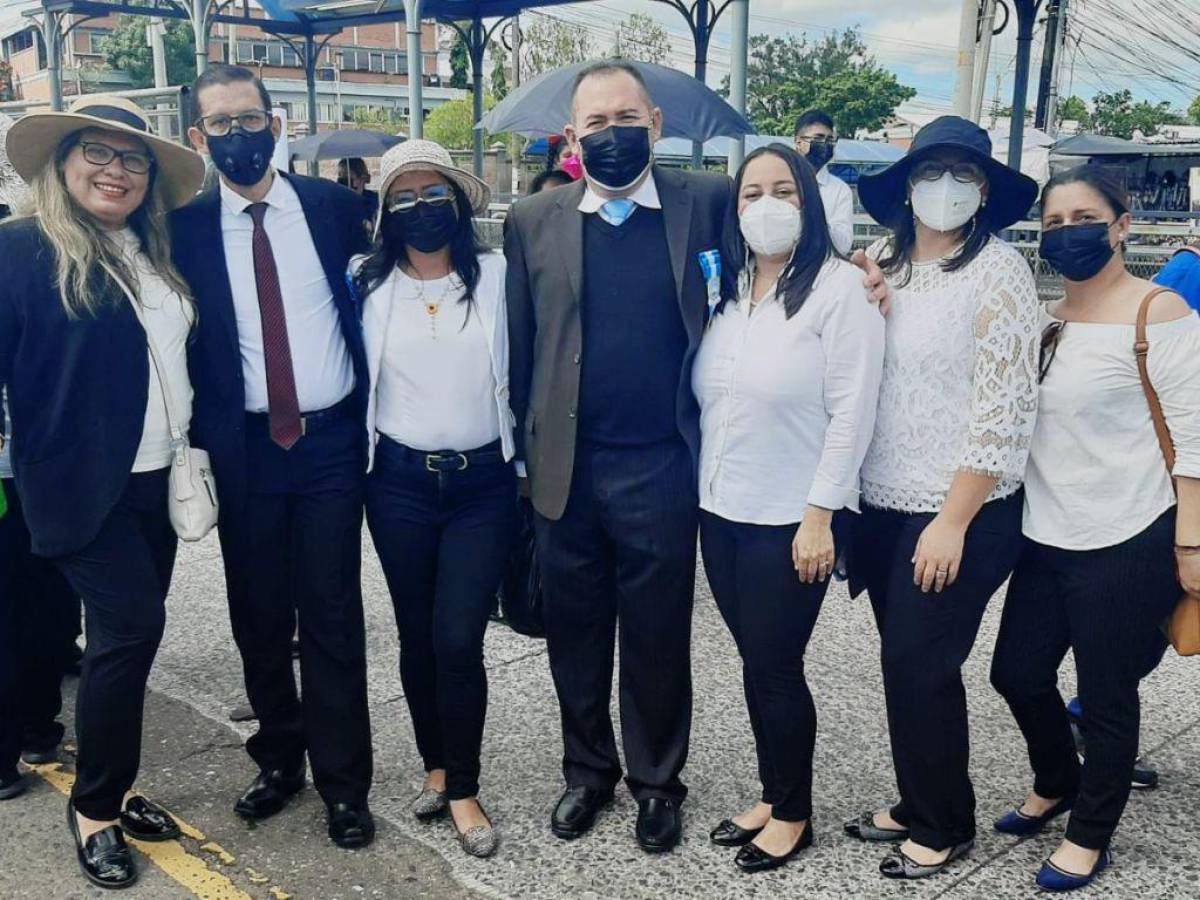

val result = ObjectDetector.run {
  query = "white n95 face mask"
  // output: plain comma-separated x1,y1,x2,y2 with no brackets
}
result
909,172,982,233
739,195,802,257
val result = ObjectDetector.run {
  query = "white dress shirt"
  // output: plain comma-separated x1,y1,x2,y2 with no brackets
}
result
693,258,885,525
219,175,355,413
358,252,515,471
577,170,662,214
817,166,855,256
1025,312,1200,550
115,230,195,474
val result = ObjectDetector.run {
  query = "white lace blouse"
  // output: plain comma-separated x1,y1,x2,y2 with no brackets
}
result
859,237,1041,513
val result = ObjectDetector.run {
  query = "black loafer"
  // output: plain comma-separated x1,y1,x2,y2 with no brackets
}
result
710,818,764,847
234,766,306,820
327,802,375,849
550,785,614,840
67,799,137,890
120,795,181,842
636,798,682,853
0,770,28,801
734,821,813,873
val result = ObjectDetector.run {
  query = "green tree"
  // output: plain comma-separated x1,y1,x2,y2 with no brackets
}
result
1091,89,1182,138
726,29,915,137
1057,95,1092,129
521,15,593,79
490,42,509,101
425,94,506,149
101,15,196,89
449,30,470,89
351,106,407,135
1189,95,1200,125
611,12,670,64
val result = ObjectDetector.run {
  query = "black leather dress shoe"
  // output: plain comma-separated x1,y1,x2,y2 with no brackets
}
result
710,818,764,847
327,802,375,849
234,767,305,820
119,796,181,842
550,785,614,840
67,799,137,890
636,798,682,853
734,822,813,873
0,770,28,801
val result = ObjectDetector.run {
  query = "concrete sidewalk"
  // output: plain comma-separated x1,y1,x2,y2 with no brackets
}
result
3,532,1198,899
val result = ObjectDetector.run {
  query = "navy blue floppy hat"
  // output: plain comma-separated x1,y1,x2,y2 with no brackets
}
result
858,115,1038,231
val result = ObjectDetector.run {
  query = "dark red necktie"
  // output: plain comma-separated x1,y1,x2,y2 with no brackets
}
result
246,202,302,450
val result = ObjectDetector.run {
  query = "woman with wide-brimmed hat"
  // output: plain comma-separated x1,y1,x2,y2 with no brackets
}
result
352,139,513,858
0,94,204,889
840,116,1042,879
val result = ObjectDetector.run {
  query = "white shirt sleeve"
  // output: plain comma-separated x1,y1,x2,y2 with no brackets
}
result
960,245,1041,480
1147,318,1200,480
807,267,886,510
823,176,855,256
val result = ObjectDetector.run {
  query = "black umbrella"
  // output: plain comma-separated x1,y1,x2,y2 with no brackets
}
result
478,60,754,143
289,128,404,162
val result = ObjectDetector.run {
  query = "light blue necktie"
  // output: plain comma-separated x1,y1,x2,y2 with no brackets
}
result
599,198,637,227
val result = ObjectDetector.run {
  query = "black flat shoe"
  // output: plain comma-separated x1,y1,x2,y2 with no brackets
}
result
0,770,28,801
710,818,764,847
234,766,305,820
734,822,813,873
550,785,614,840
844,810,909,842
327,802,375,849
67,799,137,890
119,796,180,842
636,798,682,853
880,840,973,880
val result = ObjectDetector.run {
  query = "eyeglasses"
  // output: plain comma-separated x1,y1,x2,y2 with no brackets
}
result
798,135,838,147
196,110,271,137
78,141,154,175
387,184,455,213
1038,320,1066,384
911,160,985,184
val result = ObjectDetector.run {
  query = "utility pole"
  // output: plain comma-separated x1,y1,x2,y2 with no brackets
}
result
971,0,999,123
1044,1,1070,135
953,0,980,116
1035,0,1065,130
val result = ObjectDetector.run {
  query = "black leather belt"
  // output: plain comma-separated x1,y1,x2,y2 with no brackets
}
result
381,438,504,472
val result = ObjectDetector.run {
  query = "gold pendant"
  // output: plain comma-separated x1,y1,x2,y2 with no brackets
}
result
425,303,438,316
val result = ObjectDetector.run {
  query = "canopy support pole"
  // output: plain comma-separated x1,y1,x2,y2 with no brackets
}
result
403,0,424,139
1008,1,1042,174
304,31,320,174
690,1,709,169
727,0,749,173
470,18,485,178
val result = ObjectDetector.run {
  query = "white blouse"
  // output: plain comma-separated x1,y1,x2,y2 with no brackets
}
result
116,230,194,474
860,237,1041,513
693,258,885,526
358,252,515,469
1024,312,1200,550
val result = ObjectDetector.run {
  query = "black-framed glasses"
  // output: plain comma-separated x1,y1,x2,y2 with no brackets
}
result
196,109,271,137
387,184,455,213
1039,320,1066,384
78,141,154,175
912,160,984,184
798,135,838,147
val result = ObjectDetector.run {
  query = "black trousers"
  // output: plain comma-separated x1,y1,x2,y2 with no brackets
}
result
218,412,372,806
50,471,175,821
700,511,834,822
854,493,1023,849
990,509,1179,850
535,439,697,802
366,437,516,800
0,480,78,773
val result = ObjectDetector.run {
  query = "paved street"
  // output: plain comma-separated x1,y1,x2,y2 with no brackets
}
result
3,532,1199,899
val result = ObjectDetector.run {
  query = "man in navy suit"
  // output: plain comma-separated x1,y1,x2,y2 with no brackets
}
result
172,65,374,848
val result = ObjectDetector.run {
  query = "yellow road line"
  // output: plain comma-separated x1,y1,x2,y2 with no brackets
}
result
31,763,288,900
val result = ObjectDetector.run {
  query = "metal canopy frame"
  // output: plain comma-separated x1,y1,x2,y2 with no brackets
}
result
25,0,751,176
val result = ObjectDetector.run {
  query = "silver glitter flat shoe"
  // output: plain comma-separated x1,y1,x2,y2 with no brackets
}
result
456,823,499,858
412,788,448,821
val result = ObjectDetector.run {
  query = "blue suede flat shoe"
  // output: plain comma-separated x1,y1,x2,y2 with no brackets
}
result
1036,848,1111,892
994,797,1073,836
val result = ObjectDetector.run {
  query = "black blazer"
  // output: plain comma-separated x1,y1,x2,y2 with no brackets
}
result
0,218,153,557
504,165,731,520
170,174,370,514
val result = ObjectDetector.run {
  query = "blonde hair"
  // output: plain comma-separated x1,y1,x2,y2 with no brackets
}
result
29,131,193,319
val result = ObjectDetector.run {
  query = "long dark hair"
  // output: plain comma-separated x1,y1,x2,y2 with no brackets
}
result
718,144,836,319
878,155,996,287
353,179,484,310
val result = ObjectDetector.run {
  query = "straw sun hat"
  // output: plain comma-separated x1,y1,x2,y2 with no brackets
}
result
373,139,491,236
5,94,204,210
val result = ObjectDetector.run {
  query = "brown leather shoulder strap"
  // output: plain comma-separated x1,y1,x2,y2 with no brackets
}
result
1134,286,1177,477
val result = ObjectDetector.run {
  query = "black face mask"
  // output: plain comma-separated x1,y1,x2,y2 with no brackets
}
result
579,125,652,192
1039,222,1116,282
207,128,276,187
382,201,459,254
805,141,834,171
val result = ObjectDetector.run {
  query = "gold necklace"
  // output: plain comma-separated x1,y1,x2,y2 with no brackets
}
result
408,268,459,339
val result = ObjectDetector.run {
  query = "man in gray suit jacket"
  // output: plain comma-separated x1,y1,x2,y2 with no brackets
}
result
505,61,730,853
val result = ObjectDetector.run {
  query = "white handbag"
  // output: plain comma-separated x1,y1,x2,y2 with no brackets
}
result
106,264,218,542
